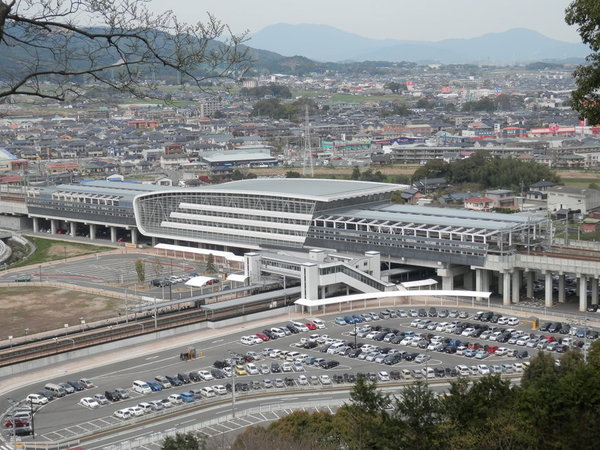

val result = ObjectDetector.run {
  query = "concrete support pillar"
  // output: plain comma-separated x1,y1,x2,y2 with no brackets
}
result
512,269,521,303
526,271,534,298
498,273,504,295
110,226,117,243
70,221,76,237
50,219,57,234
244,252,262,285
442,275,454,291
174,240,180,246
503,272,511,306
558,274,566,303
32,217,39,233
476,269,490,292
151,237,158,246
131,228,138,245
320,286,326,299
592,278,598,306
464,271,474,290
579,274,588,312
545,272,553,307
89,224,96,240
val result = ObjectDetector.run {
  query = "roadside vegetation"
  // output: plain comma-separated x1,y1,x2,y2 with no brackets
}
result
224,345,600,450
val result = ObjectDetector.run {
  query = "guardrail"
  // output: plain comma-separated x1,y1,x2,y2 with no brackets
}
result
16,374,522,450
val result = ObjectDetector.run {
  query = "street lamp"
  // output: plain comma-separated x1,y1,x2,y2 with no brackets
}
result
8,335,13,349
64,324,69,337
228,351,237,418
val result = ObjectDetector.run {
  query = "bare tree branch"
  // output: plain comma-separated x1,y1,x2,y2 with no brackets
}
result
0,0,251,101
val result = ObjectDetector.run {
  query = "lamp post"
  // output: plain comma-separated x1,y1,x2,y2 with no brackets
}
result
228,351,236,418
64,324,69,337
354,320,357,349
7,398,16,445
8,335,13,349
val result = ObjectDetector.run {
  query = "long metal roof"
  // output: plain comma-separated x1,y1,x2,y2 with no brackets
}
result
164,179,404,203
325,204,546,232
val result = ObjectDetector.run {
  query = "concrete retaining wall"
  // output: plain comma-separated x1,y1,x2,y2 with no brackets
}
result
0,306,292,378
0,215,30,230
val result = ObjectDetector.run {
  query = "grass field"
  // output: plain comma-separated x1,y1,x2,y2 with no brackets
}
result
10,237,114,268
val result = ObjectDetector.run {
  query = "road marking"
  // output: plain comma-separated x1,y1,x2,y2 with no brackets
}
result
212,339,224,343
146,356,159,360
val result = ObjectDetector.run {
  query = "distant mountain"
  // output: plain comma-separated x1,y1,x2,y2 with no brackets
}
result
249,24,589,63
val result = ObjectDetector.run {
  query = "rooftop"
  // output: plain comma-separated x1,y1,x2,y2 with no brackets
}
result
170,179,404,203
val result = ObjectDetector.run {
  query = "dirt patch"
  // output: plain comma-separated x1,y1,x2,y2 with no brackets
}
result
45,243,98,259
0,286,120,338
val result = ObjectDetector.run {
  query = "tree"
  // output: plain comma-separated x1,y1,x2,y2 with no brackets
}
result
286,171,302,178
161,431,206,450
0,1,249,101
205,253,217,274
566,0,600,123
350,166,361,180
134,259,145,284
384,81,402,93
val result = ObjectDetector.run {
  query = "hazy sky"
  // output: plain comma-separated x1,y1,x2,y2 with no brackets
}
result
150,0,582,43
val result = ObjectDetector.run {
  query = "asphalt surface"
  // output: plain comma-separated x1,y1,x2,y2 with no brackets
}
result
3,305,590,448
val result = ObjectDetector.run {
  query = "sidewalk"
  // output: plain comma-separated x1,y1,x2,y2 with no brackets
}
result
0,311,306,396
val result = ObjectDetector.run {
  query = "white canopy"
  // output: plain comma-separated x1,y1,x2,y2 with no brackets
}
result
401,279,438,289
185,276,219,287
226,273,248,283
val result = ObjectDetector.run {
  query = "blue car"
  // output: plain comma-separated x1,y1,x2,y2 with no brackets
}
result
179,391,195,402
351,314,364,323
344,316,354,324
146,380,162,391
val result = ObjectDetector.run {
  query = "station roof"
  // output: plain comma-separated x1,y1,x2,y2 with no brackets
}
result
177,178,404,203
324,203,546,232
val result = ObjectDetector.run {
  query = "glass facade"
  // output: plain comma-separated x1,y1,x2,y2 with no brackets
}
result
135,191,317,248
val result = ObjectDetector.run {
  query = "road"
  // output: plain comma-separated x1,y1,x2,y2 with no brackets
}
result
1,306,574,448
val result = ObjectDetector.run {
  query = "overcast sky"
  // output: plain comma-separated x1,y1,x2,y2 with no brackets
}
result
150,0,582,43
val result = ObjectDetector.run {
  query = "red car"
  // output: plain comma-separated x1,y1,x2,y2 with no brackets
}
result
486,345,499,354
305,322,317,331
256,332,270,341
4,417,29,428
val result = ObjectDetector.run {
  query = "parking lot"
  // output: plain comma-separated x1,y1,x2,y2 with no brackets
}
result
4,305,598,445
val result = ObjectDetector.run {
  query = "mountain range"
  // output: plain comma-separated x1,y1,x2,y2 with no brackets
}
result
249,24,589,64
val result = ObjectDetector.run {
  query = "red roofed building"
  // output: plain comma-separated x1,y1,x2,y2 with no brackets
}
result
465,197,493,212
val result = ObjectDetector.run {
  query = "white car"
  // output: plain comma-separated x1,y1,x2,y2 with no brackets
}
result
477,364,491,375
26,393,48,405
168,394,182,404
495,347,509,356
114,409,131,419
127,406,145,417
198,370,214,381
160,399,173,408
378,371,390,381
260,364,270,374
212,385,227,395
497,316,509,325
508,317,520,326
79,397,100,409
319,375,332,385
297,375,308,385
415,354,431,363
282,362,293,372
246,363,259,375
240,335,255,345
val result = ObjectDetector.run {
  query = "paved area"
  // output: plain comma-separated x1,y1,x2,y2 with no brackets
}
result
0,310,306,397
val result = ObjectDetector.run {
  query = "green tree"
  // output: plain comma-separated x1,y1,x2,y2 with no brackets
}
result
205,253,217,274
0,1,249,101
350,166,361,180
413,159,451,181
384,81,402,93
161,431,206,450
134,259,145,284
566,0,600,124
286,171,302,178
